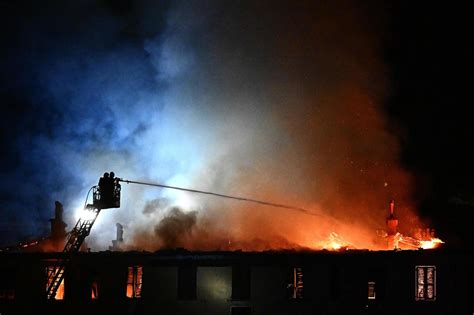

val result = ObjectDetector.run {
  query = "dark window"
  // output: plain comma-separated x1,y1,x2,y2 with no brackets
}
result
231,306,251,315
232,264,250,300
0,289,15,300
368,281,376,300
0,272,15,300
178,265,196,300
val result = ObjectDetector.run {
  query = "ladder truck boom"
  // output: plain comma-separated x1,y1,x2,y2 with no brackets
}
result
46,177,121,300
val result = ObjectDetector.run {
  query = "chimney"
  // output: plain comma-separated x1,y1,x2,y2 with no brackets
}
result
109,223,124,251
386,200,398,235
386,200,399,249
50,201,67,241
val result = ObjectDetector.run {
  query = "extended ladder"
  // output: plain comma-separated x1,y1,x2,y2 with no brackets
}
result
46,198,101,299
46,179,121,300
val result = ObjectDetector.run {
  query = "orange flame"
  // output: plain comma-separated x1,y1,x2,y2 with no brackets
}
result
318,232,349,251
46,267,64,300
419,238,444,249
397,233,444,250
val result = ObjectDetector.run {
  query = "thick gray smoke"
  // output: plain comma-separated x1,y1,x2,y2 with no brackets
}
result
154,207,197,249
1,1,422,250
113,0,421,251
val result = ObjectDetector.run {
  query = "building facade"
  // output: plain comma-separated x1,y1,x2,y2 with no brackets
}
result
0,249,472,314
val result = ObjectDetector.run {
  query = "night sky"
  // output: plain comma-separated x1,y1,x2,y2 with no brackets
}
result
386,3,473,248
0,1,472,249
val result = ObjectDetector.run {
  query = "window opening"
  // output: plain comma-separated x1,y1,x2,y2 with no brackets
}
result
46,266,64,300
287,267,303,299
368,281,376,300
126,266,142,298
415,266,436,301
91,281,99,300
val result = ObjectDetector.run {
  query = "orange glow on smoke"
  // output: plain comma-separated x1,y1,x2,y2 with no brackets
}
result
2,2,450,256
128,194,445,252
39,2,447,255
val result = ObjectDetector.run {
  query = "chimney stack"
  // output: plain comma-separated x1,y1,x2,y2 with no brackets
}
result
47,201,67,251
50,201,67,241
109,223,124,251
386,200,399,249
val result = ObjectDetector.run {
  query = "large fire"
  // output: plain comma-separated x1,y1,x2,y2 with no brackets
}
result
397,234,444,250
311,201,444,251
0,1,449,256
1,198,444,253
313,230,443,252
112,195,445,252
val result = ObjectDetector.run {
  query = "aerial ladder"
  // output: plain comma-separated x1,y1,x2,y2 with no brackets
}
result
46,176,121,300
46,172,316,299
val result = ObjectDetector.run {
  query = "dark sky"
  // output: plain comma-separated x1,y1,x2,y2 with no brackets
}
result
0,1,472,249
385,2,473,247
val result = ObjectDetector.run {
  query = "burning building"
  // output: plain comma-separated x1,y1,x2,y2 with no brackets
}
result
1,1,472,314
1,195,468,315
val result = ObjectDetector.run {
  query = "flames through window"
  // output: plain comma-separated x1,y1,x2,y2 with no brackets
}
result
415,266,436,301
126,266,142,298
91,281,99,300
46,266,64,300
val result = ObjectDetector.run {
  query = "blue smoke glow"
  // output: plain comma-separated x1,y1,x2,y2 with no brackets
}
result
1,1,418,250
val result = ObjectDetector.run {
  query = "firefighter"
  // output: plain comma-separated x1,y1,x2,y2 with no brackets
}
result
98,172,109,189
99,172,116,208
98,173,109,206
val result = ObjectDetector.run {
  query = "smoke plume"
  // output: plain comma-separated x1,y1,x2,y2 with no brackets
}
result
1,0,422,250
